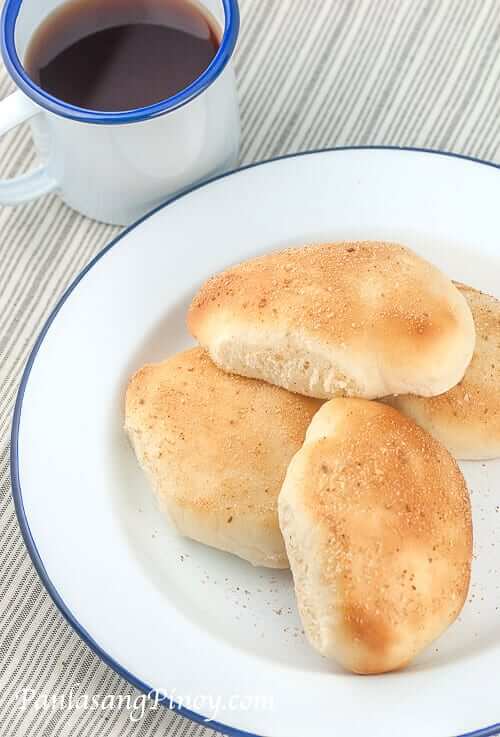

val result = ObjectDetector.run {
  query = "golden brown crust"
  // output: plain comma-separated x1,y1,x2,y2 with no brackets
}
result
125,348,322,567
386,283,500,459
278,399,472,674
187,241,475,399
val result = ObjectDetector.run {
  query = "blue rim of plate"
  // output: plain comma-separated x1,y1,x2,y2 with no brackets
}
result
10,146,500,737
0,0,239,124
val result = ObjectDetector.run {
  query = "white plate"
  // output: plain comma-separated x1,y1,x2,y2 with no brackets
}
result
12,148,500,737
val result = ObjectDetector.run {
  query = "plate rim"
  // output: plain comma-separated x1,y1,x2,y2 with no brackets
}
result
10,145,500,737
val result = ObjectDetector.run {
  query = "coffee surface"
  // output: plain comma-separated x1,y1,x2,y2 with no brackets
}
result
24,0,220,111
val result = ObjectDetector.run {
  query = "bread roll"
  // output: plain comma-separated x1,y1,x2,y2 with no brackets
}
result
278,398,472,674
385,283,500,460
187,241,475,400
125,348,322,568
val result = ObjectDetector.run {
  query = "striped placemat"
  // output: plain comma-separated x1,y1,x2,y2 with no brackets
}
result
1,1,499,735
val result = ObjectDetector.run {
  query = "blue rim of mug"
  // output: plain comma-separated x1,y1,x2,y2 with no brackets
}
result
0,0,240,124
9,147,500,737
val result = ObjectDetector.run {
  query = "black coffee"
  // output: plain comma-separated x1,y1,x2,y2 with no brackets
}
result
24,0,220,112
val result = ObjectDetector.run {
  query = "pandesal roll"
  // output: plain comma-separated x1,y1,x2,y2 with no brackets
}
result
386,283,500,460
188,241,475,400
125,347,322,568
278,398,472,674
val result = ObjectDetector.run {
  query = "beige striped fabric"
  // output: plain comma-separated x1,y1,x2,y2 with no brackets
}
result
1,1,499,735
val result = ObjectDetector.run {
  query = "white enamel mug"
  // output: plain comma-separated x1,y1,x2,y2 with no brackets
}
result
0,0,240,225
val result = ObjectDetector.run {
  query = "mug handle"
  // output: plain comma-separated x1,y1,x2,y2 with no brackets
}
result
0,90,58,205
